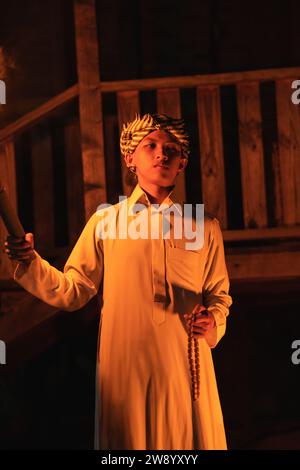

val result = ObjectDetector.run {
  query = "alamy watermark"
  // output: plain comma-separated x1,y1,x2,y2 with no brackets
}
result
291,340,300,365
291,80,300,105
95,197,205,250
0,340,6,365
0,80,5,104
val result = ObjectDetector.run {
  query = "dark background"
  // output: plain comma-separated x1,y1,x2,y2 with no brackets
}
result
0,0,300,449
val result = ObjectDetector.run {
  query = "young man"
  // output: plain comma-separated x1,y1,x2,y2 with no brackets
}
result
4,113,233,450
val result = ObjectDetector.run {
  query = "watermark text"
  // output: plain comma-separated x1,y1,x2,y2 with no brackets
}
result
0,340,6,365
0,80,6,104
95,197,205,250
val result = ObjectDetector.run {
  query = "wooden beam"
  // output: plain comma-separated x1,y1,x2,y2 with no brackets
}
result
276,78,300,225
156,88,186,205
227,250,300,281
237,81,267,228
0,85,78,143
197,85,227,228
117,90,140,196
0,139,17,281
222,226,300,242
99,67,300,93
74,0,107,219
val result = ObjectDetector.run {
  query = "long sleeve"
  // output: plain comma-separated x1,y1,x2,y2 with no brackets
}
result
13,212,104,312
202,217,233,348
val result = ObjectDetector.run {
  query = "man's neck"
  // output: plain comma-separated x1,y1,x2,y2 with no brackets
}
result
138,180,175,205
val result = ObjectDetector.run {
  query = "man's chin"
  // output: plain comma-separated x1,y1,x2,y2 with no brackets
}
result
149,176,176,187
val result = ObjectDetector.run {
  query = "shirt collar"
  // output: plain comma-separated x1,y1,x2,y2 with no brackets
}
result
128,182,183,216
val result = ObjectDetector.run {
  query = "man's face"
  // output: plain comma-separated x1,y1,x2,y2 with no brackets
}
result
125,130,187,187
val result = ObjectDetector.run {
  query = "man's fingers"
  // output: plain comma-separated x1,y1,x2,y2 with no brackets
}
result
4,240,31,248
7,254,35,262
192,304,206,314
5,249,34,258
194,317,210,325
193,331,205,339
5,245,33,253
5,243,33,251
25,233,34,247
184,314,209,324
6,233,34,248
193,324,207,332
7,250,34,258
7,254,34,261
6,235,25,243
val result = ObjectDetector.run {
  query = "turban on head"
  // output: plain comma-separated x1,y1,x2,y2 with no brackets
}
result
120,113,190,160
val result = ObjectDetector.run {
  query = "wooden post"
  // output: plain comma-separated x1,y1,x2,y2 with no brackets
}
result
237,81,267,228
276,78,300,226
0,139,17,281
197,85,227,228
74,0,107,220
117,90,140,196
156,88,186,204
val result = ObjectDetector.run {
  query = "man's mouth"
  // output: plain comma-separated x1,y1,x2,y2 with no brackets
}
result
154,164,169,169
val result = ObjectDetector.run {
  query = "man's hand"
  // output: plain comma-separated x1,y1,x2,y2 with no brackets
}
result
184,303,216,340
3,233,36,267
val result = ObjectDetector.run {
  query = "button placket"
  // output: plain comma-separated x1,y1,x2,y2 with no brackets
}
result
151,208,166,324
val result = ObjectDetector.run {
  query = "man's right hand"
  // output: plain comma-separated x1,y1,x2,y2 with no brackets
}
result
3,233,36,266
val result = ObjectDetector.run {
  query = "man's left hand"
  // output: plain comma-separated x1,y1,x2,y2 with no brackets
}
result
184,304,216,340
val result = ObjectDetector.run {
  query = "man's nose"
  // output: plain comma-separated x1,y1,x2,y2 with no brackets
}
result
155,148,168,160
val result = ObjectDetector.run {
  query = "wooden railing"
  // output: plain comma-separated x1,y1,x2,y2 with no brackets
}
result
1,67,300,281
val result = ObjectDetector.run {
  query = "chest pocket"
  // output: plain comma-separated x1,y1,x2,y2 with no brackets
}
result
166,239,205,293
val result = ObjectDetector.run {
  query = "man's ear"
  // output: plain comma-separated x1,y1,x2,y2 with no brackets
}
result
124,153,133,167
177,158,188,173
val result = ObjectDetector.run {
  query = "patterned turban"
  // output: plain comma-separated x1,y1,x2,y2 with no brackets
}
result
120,113,190,160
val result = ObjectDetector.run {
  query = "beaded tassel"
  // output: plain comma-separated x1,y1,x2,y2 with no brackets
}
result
187,311,200,401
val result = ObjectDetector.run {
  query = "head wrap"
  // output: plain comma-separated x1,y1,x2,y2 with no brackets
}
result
120,113,190,160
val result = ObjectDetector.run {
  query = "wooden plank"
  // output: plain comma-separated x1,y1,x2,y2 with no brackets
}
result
31,127,55,251
64,119,85,245
99,67,300,93
74,0,107,219
0,139,17,281
276,79,300,225
0,85,78,143
222,226,300,242
237,81,267,228
117,90,140,196
197,86,227,228
227,250,300,281
156,88,186,205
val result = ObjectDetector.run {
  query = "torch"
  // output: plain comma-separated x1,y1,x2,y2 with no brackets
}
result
0,183,25,238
